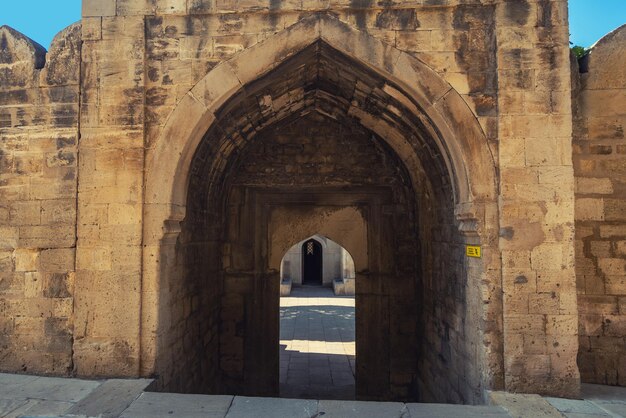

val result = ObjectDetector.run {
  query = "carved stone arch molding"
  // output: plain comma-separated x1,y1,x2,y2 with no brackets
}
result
141,13,502,402
144,13,498,209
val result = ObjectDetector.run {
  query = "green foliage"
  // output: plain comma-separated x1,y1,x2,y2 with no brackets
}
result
571,45,589,59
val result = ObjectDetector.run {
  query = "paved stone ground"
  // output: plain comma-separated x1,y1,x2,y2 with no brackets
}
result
279,286,355,400
547,384,626,417
1,372,626,417
1,292,625,418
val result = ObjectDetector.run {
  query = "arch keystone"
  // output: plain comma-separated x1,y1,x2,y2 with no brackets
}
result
189,62,242,113
319,15,402,75
226,15,321,85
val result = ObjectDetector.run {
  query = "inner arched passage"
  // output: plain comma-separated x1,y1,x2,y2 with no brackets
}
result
279,235,357,400
152,36,499,404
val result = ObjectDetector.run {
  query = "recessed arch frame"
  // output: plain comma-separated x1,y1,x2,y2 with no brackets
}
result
140,13,503,396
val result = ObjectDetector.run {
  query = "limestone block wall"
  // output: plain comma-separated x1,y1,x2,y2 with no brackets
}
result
573,25,626,386
494,0,580,396
139,2,499,164
0,24,81,375
75,7,147,376
0,0,585,402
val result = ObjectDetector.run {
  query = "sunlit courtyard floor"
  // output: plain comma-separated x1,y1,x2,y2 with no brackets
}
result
279,286,356,400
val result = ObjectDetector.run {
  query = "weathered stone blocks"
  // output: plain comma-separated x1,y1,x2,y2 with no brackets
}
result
573,24,626,387
0,22,80,376
3,0,623,403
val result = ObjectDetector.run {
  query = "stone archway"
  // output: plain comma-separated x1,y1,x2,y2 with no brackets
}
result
279,234,356,288
141,14,501,403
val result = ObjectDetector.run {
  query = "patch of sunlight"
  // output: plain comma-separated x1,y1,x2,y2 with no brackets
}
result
280,339,356,356
280,297,355,308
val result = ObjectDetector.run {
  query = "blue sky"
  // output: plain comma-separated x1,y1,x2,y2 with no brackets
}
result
569,0,626,47
0,0,625,49
2,1,82,48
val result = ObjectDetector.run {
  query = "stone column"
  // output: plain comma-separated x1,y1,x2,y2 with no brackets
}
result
74,0,150,376
495,0,580,397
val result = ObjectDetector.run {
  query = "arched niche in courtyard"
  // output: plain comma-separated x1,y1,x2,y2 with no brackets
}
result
279,234,357,288
141,14,502,403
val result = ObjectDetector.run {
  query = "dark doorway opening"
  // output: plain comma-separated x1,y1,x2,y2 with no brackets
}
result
302,239,323,285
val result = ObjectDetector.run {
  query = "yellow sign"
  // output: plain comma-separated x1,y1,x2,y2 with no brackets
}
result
466,245,481,258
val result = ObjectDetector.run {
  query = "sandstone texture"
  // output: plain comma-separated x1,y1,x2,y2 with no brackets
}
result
573,24,626,387
0,23,81,376
0,0,620,405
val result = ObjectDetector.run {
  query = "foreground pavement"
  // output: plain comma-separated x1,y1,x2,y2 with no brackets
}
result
0,373,625,418
279,286,356,400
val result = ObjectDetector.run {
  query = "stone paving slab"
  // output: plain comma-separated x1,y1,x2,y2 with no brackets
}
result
593,402,626,417
0,375,41,403
545,397,611,417
582,384,626,403
406,403,509,417
0,375,40,388
279,287,356,400
489,392,563,417
0,399,30,417
577,384,626,418
225,396,318,418
4,372,626,418
319,400,407,417
120,393,234,418
279,383,355,400
67,378,153,418
0,375,101,404
2,399,74,418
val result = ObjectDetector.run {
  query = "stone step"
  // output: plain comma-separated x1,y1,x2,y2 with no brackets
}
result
120,392,234,418
406,403,510,418
67,378,153,418
119,395,511,418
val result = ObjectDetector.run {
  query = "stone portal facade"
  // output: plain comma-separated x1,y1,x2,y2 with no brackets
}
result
1,0,625,405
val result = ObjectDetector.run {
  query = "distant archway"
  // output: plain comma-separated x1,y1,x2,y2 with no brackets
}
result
280,235,356,289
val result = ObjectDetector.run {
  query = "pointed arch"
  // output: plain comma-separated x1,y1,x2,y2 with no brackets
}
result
143,14,497,230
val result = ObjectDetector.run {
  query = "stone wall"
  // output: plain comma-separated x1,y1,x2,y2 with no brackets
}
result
75,7,147,377
139,2,499,162
0,24,81,375
0,0,589,403
573,25,626,386
495,0,579,396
